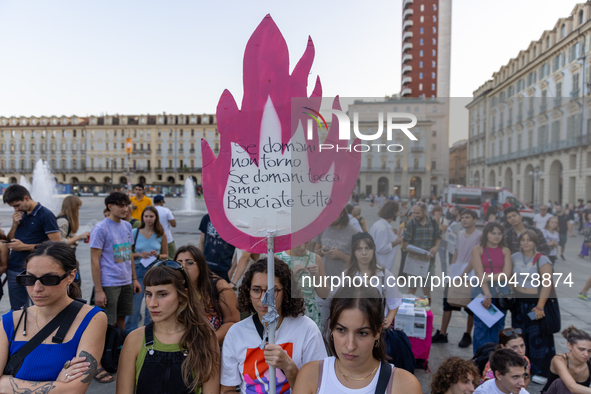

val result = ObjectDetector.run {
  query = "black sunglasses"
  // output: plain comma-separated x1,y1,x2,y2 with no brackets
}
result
154,260,189,283
16,270,72,286
500,328,523,337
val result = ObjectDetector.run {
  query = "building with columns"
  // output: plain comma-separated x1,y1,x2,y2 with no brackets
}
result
0,113,218,194
467,2,591,206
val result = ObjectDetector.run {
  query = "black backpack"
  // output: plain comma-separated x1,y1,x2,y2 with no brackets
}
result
472,342,498,374
383,328,415,374
101,324,128,373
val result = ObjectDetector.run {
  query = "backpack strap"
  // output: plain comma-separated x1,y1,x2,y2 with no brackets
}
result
57,215,71,237
385,365,396,393
375,361,393,394
252,314,266,342
52,300,84,343
4,301,76,376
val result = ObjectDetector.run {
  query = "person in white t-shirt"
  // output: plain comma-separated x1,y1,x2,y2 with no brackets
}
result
153,194,177,258
474,349,530,394
533,205,553,230
221,258,327,394
294,285,421,394
369,201,403,273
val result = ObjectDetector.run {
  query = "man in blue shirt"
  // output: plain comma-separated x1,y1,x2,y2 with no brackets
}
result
3,185,60,310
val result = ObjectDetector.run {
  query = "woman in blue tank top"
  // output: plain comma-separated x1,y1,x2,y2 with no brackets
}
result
0,241,107,393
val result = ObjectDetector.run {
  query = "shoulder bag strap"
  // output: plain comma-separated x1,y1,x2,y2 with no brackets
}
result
132,228,140,253
8,308,27,353
374,361,393,394
316,360,324,394
483,247,494,272
144,321,155,346
52,300,84,343
252,314,266,342
5,302,73,375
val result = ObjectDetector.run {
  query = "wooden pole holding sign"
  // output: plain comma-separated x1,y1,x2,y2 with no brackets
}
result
266,231,276,394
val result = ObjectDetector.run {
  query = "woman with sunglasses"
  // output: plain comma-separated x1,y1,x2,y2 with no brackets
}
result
511,230,556,384
126,206,168,332
0,242,107,393
117,260,220,394
470,222,513,354
174,245,239,343
221,258,327,394
293,285,421,394
481,328,531,388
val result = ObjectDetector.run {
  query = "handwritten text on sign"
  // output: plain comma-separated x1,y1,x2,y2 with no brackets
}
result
223,98,340,237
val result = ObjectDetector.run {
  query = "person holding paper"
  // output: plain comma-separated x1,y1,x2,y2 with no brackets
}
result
433,209,480,348
510,230,556,385
470,222,513,355
126,206,168,332
402,202,441,303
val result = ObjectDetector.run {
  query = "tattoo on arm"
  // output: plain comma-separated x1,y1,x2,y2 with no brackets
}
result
9,378,56,393
78,350,98,384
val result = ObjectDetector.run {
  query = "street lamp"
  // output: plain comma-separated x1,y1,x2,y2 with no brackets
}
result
528,165,543,211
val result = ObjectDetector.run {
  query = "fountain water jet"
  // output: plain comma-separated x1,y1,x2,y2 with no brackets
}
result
27,160,60,213
175,177,206,216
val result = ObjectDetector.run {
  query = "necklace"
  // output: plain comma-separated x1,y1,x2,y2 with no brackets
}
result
336,358,379,381
566,354,587,377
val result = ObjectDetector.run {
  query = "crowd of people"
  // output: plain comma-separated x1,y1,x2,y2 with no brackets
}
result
0,183,589,394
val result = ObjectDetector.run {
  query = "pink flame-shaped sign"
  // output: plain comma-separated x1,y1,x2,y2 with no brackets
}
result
201,14,361,253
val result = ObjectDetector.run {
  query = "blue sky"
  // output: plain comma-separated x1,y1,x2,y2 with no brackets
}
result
0,0,581,145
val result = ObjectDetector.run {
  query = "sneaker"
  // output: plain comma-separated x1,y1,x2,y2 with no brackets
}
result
532,375,548,385
432,330,448,343
579,293,591,301
561,255,566,261
458,332,472,348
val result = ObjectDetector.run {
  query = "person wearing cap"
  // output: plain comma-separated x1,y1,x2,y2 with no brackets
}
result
153,194,177,258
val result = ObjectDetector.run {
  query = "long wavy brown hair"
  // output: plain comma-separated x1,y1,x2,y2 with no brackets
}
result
344,235,383,278
139,205,164,238
237,258,305,317
480,221,508,249
58,196,81,235
174,245,226,321
143,265,219,391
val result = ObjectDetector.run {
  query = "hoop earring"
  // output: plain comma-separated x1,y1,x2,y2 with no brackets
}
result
330,333,334,340
374,340,379,348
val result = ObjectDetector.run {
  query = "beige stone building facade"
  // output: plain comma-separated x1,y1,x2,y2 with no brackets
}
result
449,139,467,185
0,113,218,194
467,3,591,206
349,98,450,200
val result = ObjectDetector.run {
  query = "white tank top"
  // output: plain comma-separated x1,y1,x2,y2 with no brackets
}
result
317,357,386,394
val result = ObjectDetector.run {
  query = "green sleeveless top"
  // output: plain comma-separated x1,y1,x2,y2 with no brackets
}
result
136,333,202,394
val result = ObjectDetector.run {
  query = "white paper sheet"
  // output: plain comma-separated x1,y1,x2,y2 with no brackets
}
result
449,262,469,279
140,256,157,268
467,294,505,328
394,304,427,339
403,255,430,278
406,244,430,256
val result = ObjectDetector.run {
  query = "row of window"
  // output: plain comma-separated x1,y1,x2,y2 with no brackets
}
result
419,49,436,57
418,38,437,45
418,83,437,91
418,15,437,23
418,72,436,79
417,60,437,68
419,27,437,34
417,4,437,12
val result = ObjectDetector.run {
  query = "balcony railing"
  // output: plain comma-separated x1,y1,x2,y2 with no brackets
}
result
156,149,162,154
402,42,413,53
410,146,424,152
402,20,413,30
485,134,591,165
527,109,534,119
403,8,414,19
401,76,412,85
189,149,195,153
401,88,412,96
402,54,413,64
403,0,413,8
401,65,412,74
168,149,173,154
554,97,562,107
402,31,413,42
408,167,426,173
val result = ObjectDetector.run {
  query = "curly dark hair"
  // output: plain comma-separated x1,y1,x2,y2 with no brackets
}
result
431,357,480,394
237,257,305,317
480,221,507,249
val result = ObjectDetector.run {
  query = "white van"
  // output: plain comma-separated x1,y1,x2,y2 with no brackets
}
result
441,185,535,223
